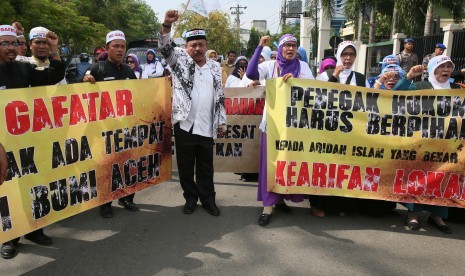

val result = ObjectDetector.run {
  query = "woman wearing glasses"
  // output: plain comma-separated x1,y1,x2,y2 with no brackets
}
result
126,54,143,79
313,41,378,218
246,34,314,226
317,41,369,87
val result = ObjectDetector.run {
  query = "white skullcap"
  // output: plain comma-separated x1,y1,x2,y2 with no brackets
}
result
0,25,17,37
106,30,126,44
183,29,207,42
29,26,49,40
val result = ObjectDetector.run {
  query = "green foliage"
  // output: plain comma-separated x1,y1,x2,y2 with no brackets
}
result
320,0,464,40
2,0,160,53
281,24,301,44
394,0,428,36
246,28,261,57
268,23,301,51
174,10,237,56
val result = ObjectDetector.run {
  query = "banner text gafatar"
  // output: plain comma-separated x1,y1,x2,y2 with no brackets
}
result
5,90,134,135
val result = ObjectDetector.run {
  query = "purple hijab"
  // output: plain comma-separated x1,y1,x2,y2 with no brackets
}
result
127,53,142,74
319,58,336,73
276,34,301,77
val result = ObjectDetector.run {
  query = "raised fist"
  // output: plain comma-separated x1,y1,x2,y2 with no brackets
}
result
46,31,59,47
12,22,24,35
406,65,424,80
164,10,179,25
260,36,270,47
379,71,398,83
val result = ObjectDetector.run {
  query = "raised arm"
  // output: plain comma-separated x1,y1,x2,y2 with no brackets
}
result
246,35,269,80
159,10,179,67
393,65,424,90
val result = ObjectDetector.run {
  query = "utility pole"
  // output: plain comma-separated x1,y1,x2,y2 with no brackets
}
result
281,0,287,26
230,4,247,54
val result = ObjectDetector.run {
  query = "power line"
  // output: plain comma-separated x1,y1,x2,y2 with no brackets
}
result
230,4,247,54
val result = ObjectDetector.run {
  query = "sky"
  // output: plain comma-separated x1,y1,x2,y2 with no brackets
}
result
145,0,283,33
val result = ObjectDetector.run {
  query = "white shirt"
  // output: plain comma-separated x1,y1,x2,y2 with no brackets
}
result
257,60,314,80
256,60,315,132
180,63,214,137
225,74,253,88
142,61,164,78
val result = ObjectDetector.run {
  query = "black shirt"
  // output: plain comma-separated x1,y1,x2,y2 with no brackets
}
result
87,60,137,81
0,59,66,89
451,71,464,82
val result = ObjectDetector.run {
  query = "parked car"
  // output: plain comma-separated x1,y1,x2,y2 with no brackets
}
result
125,47,163,65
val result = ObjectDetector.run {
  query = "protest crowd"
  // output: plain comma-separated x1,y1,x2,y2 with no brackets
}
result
1,6,465,261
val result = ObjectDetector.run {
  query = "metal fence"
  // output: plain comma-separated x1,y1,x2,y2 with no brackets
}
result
365,43,393,77
451,30,465,72
399,34,444,67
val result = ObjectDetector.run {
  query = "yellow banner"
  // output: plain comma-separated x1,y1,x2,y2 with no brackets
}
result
0,78,172,243
172,86,264,172
267,78,465,208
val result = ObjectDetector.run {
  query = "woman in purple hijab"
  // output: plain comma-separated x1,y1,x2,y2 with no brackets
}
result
318,57,336,75
246,34,315,226
126,54,143,79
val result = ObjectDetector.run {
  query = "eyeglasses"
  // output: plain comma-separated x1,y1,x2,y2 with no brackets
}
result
32,40,48,46
0,41,19,47
127,60,135,64
283,43,297,49
341,52,356,58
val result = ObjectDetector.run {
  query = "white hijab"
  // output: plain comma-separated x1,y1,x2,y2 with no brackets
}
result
335,41,357,85
427,55,454,89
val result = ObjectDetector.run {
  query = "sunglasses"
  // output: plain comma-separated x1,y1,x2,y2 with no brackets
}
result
126,60,135,64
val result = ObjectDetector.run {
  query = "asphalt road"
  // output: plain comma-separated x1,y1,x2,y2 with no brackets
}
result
1,172,465,275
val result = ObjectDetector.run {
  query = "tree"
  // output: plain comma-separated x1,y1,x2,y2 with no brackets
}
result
422,0,465,36
246,28,261,57
343,0,385,43
67,0,160,42
173,10,237,56
2,0,161,53
391,4,399,37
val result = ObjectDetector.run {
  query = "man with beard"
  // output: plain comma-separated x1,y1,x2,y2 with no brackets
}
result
0,24,65,259
24,26,67,84
82,30,139,218
159,10,226,216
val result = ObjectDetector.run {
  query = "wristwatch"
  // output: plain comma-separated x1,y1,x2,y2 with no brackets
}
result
50,52,59,57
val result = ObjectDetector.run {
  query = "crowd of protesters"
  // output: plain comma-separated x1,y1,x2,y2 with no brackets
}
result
1,10,465,260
